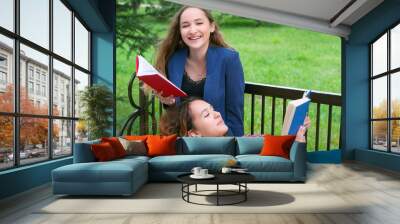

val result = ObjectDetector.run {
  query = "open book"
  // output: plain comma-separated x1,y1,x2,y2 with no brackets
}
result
136,55,187,97
281,90,311,135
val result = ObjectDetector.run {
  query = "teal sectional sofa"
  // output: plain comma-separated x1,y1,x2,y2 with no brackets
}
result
52,137,306,196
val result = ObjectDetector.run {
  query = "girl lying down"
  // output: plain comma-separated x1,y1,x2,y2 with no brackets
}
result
160,97,310,142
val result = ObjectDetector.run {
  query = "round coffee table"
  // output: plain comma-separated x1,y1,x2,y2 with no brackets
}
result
177,172,255,206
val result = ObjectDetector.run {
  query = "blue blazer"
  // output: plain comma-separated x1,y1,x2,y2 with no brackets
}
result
167,45,245,136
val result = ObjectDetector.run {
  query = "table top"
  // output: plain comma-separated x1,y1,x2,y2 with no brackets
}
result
177,172,255,185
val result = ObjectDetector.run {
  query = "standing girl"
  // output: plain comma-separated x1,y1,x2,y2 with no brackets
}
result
153,6,245,136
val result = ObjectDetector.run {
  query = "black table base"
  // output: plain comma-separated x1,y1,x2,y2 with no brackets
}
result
181,183,249,206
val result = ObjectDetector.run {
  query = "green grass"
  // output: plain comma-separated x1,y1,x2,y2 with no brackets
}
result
116,15,342,151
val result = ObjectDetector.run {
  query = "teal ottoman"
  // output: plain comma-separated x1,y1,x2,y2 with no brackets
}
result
52,156,148,196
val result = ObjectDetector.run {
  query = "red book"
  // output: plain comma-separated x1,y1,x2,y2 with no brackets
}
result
136,55,187,97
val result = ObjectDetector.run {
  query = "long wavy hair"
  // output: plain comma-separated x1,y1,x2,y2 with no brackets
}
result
159,97,201,136
155,6,230,76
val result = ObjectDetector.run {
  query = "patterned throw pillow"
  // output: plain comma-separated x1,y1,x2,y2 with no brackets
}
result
118,137,147,156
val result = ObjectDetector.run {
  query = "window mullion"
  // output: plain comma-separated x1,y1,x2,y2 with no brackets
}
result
13,0,20,167
71,10,76,154
388,30,391,152
370,45,373,149
49,0,54,160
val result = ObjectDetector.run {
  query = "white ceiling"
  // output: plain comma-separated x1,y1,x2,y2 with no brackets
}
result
167,0,384,38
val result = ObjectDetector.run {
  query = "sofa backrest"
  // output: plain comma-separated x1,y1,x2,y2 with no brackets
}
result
73,136,265,162
177,137,236,155
73,139,101,163
235,137,264,155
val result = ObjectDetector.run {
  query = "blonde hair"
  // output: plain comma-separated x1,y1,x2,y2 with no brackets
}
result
155,6,230,76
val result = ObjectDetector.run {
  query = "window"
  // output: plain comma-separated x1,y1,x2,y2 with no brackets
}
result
42,85,46,97
20,0,49,49
74,69,89,119
35,70,41,81
75,18,89,70
0,54,7,86
36,83,40,95
28,81,34,94
28,67,34,80
0,35,13,113
53,59,72,117
0,71,6,85
0,55,7,67
371,23,400,154
53,0,72,60
0,0,14,32
0,0,91,170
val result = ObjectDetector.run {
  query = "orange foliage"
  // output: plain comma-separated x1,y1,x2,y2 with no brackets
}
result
373,99,400,140
0,84,60,149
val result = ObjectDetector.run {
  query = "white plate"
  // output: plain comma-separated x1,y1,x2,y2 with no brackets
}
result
190,174,215,179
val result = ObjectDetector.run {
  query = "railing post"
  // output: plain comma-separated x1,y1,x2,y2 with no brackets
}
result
315,103,320,151
251,94,255,135
327,105,333,150
271,97,276,135
139,82,149,135
261,95,265,134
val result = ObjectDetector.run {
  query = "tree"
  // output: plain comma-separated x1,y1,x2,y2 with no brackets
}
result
0,84,59,150
372,100,387,138
116,0,180,57
372,99,400,141
79,84,113,140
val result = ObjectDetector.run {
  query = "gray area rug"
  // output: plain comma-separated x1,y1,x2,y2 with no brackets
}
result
38,183,362,214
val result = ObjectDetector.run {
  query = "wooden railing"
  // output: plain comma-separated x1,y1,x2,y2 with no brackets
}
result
119,73,342,151
244,82,341,151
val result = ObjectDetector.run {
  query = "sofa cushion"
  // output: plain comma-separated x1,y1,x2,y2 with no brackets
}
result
177,137,235,155
235,137,263,155
148,154,235,172
52,158,147,183
91,142,118,161
101,137,127,158
260,135,296,159
236,155,293,172
115,155,150,164
147,134,177,157
124,135,148,141
118,138,147,156
74,139,100,163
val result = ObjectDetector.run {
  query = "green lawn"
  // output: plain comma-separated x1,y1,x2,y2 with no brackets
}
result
116,15,341,151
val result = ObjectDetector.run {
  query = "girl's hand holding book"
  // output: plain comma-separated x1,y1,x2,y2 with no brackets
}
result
155,90,175,105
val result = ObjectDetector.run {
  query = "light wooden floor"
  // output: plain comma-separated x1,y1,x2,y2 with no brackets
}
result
1,162,400,224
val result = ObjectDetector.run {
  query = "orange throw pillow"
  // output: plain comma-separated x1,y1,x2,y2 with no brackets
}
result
91,142,117,161
124,135,148,141
259,134,296,159
146,134,177,157
101,137,126,158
